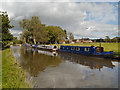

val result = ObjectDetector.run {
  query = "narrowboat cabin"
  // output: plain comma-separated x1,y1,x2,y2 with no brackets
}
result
37,50,58,56
58,45,114,57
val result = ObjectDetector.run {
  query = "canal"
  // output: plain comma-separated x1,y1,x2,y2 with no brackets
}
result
12,46,119,88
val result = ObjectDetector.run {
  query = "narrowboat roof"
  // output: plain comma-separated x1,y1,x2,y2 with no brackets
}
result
61,45,99,48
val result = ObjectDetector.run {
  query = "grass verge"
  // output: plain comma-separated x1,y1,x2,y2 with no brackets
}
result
2,48,31,88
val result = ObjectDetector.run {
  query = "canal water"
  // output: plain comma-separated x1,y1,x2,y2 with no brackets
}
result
12,46,119,88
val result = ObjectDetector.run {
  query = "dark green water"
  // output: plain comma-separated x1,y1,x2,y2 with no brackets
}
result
12,46,119,88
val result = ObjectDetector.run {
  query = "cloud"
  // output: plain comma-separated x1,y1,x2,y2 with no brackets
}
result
9,29,22,36
1,2,118,38
1,0,119,2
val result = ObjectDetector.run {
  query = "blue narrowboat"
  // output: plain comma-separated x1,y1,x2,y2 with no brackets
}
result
58,45,114,56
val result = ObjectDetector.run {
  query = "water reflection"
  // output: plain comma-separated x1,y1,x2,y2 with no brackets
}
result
37,50,58,57
19,47,64,77
58,52,115,71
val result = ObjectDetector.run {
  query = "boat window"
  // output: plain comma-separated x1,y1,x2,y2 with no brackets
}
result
80,48,84,51
54,46,57,49
67,47,69,50
97,47,101,53
88,48,89,51
85,48,89,51
76,48,80,51
71,47,74,50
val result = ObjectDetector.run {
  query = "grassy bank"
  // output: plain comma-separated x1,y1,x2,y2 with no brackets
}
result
54,43,119,56
0,51,2,89
2,48,31,88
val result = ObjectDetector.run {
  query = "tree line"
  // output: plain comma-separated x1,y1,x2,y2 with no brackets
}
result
1,11,74,48
94,36,120,43
19,16,74,44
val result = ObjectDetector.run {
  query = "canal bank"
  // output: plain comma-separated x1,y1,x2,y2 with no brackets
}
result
2,48,31,88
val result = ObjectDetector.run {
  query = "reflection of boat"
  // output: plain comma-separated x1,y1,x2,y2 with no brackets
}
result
25,43,32,47
31,48,38,52
31,48,58,56
58,52,115,70
38,50,58,56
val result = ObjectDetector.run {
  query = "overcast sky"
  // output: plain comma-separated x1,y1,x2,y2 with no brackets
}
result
0,0,119,39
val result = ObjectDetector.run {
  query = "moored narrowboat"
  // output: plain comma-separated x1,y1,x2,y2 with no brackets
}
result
37,45,58,52
58,45,114,57
32,44,37,48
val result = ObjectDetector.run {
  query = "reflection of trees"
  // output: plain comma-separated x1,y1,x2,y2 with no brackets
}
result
20,48,64,77
58,52,115,71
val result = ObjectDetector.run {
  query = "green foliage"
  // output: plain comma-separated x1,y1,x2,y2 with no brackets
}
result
19,16,69,44
63,29,67,39
35,24,48,43
96,38,104,42
20,30,32,43
1,11,14,47
19,16,68,44
19,18,32,44
46,26,66,44
111,37,120,43
19,16,48,44
68,32,74,41
12,37,22,44
19,19,31,31
65,39,70,44
105,36,111,42
94,36,120,43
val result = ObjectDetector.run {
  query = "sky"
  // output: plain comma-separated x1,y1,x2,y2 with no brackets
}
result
0,0,119,39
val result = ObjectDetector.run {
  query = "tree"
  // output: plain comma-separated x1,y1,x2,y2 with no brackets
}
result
34,24,48,44
46,26,66,44
111,37,120,43
30,16,42,44
63,29,67,39
12,37,22,44
20,30,32,44
96,38,104,42
19,16,68,44
1,11,14,48
19,16,47,44
19,19,31,44
54,26,66,43
105,36,111,42
68,32,74,41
